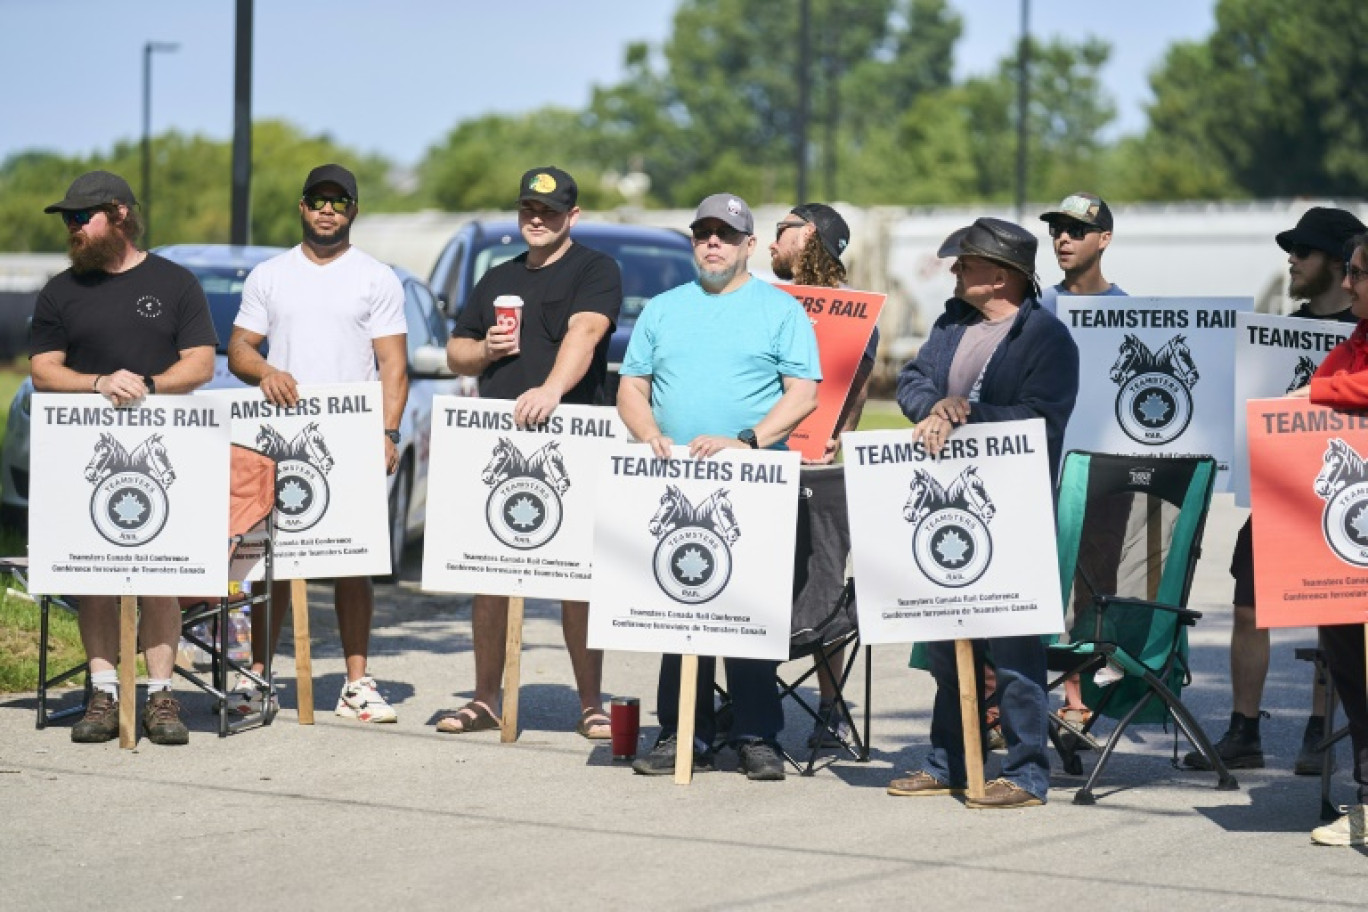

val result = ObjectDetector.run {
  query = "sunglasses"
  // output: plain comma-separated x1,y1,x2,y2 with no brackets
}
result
1048,221,1099,241
304,194,354,213
691,224,748,245
60,209,100,228
775,220,807,241
1288,244,1319,260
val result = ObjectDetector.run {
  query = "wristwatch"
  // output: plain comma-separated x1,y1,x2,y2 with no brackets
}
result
737,429,759,449
384,429,401,444
142,375,156,394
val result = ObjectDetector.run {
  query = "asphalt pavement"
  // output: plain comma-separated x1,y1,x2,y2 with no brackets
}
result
1,493,1365,912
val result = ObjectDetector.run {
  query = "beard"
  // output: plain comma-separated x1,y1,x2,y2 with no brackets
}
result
771,249,795,280
301,213,350,249
699,258,747,290
68,223,128,275
1290,263,1336,300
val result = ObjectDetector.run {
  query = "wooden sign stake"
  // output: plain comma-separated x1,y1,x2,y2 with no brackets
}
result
674,654,700,785
501,596,525,742
291,579,314,724
119,595,138,749
955,639,986,801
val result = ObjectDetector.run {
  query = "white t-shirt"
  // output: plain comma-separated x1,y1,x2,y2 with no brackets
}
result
236,245,407,382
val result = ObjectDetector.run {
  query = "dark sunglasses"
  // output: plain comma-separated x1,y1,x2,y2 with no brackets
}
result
691,224,748,245
1048,221,1099,241
60,209,100,228
1288,244,1319,260
304,194,354,213
775,219,807,241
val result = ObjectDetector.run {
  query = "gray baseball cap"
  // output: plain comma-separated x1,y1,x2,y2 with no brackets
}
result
690,193,754,235
44,170,138,213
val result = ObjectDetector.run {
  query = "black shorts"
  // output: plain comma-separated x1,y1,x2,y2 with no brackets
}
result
1230,516,1254,607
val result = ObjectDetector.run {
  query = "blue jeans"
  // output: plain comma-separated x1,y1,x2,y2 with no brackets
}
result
656,654,782,747
922,635,1050,800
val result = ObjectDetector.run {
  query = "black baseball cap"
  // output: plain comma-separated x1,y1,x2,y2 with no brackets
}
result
44,170,138,213
791,203,850,262
1276,207,1366,259
1040,191,1113,232
302,163,358,199
518,166,578,212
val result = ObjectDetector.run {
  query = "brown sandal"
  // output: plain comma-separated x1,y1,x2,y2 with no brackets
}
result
576,707,611,740
436,700,500,734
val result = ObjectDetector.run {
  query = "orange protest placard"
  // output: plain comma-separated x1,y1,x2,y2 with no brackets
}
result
1248,398,1368,628
777,284,885,462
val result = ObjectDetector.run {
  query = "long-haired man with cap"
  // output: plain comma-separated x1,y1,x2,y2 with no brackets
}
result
30,170,218,745
770,202,878,748
891,217,1079,808
229,163,410,723
444,166,623,738
1187,206,1366,776
619,192,821,780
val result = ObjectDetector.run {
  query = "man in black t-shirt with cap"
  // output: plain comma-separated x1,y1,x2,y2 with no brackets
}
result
29,170,217,746
444,166,623,738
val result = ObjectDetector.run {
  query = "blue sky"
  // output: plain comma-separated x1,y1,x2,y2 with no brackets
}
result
1,1,1215,166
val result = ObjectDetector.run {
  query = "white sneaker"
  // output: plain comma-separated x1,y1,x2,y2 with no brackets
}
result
1311,805,1367,846
336,676,397,723
223,673,277,717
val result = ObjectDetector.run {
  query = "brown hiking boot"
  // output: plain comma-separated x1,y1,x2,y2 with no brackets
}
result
71,690,120,743
142,691,189,745
965,777,1044,809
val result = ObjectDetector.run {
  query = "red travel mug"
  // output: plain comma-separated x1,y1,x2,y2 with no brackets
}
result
611,696,640,761
493,295,523,354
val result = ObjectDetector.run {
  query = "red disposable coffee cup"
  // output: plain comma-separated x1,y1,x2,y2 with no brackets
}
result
493,295,523,354
610,696,640,761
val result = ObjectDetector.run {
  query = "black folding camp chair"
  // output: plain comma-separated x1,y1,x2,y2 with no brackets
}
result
1048,451,1238,804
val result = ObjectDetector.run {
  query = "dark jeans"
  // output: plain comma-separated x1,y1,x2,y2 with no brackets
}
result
656,653,782,747
1319,624,1368,804
923,635,1051,800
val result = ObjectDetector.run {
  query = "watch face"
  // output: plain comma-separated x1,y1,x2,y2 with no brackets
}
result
385,431,400,443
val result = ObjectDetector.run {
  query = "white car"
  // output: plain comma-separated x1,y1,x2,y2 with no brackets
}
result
0,244,472,577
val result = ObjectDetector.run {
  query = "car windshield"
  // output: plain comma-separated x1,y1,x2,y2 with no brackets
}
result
470,235,697,320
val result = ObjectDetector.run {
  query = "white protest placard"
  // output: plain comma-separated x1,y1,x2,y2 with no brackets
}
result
843,421,1062,644
1060,296,1251,490
421,397,628,599
1231,312,1352,507
28,394,230,596
201,382,389,579
587,445,801,661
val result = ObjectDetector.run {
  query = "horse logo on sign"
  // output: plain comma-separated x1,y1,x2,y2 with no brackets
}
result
255,422,335,532
482,437,570,550
1110,333,1200,445
1286,355,1318,394
85,432,175,546
904,466,995,588
1314,438,1368,567
648,485,739,604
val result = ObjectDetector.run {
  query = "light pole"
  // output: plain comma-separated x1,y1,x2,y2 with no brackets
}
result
142,40,179,248
1014,0,1031,222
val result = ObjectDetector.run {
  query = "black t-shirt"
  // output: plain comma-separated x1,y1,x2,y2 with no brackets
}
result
30,253,217,375
452,242,622,404
1290,302,1358,323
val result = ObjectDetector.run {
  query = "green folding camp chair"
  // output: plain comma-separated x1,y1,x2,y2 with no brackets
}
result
1049,450,1238,804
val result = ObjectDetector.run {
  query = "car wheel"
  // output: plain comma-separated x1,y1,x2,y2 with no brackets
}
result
383,457,412,582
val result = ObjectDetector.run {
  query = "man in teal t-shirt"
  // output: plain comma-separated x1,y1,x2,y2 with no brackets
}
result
618,192,821,781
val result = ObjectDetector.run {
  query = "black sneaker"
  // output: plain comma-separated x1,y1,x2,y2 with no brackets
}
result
142,691,189,746
71,690,119,743
1184,711,1264,770
1295,716,1331,776
631,735,713,776
737,739,786,781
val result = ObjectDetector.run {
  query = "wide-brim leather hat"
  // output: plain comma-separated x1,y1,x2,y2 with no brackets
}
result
939,217,1039,287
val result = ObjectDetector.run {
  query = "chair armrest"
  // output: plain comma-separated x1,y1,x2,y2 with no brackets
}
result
1096,595,1202,626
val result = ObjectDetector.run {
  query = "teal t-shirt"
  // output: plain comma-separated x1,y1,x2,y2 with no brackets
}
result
620,276,822,446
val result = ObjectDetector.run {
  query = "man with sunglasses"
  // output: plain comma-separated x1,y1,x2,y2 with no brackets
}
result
443,166,622,738
30,170,218,745
1187,206,1366,776
619,193,820,780
1037,192,1125,316
229,163,410,724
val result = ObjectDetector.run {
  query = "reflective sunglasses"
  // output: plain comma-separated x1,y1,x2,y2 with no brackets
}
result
1047,220,1099,241
775,219,807,241
60,209,99,228
304,194,354,213
691,223,748,245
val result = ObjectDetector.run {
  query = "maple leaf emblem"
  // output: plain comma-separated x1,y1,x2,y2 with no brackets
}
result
675,547,710,582
507,496,541,528
1351,507,1368,542
935,530,970,565
113,492,145,525
1138,392,1170,424
279,480,310,512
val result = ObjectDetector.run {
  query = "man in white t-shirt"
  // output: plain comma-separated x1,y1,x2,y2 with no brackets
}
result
227,163,410,723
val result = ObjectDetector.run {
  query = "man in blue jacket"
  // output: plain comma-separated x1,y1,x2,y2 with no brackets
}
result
889,217,1079,808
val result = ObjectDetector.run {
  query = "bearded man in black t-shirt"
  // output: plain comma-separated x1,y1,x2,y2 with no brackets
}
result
443,166,622,738
29,171,217,746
